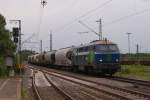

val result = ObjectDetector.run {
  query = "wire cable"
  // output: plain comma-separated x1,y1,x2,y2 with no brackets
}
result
54,0,113,32
104,7,150,27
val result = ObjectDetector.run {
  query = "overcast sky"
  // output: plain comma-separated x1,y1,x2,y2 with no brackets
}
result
0,0,150,53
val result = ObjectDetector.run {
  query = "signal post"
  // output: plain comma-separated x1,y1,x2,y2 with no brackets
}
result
11,20,22,75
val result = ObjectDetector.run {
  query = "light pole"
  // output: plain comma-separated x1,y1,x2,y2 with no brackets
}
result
126,33,132,54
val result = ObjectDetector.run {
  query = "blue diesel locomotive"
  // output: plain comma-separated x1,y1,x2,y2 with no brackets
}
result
72,40,120,75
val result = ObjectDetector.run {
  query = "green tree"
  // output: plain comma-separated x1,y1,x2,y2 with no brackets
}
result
0,14,16,77
0,14,16,63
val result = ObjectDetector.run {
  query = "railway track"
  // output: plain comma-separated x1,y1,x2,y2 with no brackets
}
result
32,70,75,100
110,76,150,87
43,73,76,100
32,71,42,100
28,65,150,100
29,64,150,92
31,69,112,100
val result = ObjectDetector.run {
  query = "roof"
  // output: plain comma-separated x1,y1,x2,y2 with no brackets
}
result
90,40,115,45
76,40,116,48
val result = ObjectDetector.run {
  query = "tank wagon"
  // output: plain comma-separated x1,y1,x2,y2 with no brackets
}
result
44,51,56,65
28,56,32,63
55,47,73,67
28,40,120,75
29,54,39,65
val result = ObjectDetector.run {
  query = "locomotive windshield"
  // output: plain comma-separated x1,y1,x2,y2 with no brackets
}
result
95,44,118,52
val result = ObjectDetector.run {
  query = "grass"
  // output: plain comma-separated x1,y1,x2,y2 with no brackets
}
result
21,88,28,100
114,65,150,81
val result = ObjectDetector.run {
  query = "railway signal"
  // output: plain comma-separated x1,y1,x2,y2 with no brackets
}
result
13,27,19,43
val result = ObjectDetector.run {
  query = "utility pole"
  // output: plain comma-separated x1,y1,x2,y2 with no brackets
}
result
50,31,52,51
96,18,102,40
126,33,132,54
40,40,42,53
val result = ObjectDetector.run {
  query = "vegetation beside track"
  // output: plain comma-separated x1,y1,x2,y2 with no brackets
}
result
121,53,150,61
0,14,16,77
114,65,150,81
21,88,28,100
120,53,150,65
0,56,9,78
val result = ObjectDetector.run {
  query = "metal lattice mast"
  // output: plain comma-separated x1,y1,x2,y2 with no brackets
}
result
126,33,132,54
96,18,102,40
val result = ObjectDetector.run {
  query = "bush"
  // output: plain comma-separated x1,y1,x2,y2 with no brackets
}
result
0,56,8,77
0,65,9,77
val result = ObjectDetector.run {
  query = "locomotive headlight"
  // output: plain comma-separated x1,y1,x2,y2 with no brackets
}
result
99,59,103,62
116,59,119,62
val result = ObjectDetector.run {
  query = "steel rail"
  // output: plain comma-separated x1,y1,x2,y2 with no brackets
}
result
110,76,150,87
32,71,42,100
44,73,77,100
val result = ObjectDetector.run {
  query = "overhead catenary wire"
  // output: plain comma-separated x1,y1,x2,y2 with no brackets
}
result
54,0,113,33
22,33,37,45
103,7,150,27
78,21,99,36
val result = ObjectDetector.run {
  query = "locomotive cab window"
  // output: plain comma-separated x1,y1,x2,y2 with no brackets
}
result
79,48,83,52
84,46,88,52
95,44,118,51
108,44,118,51
88,45,94,51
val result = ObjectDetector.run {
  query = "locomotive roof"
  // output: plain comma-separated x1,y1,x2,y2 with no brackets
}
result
90,40,115,45
76,40,116,48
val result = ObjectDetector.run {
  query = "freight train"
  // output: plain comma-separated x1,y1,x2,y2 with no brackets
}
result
28,40,121,75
